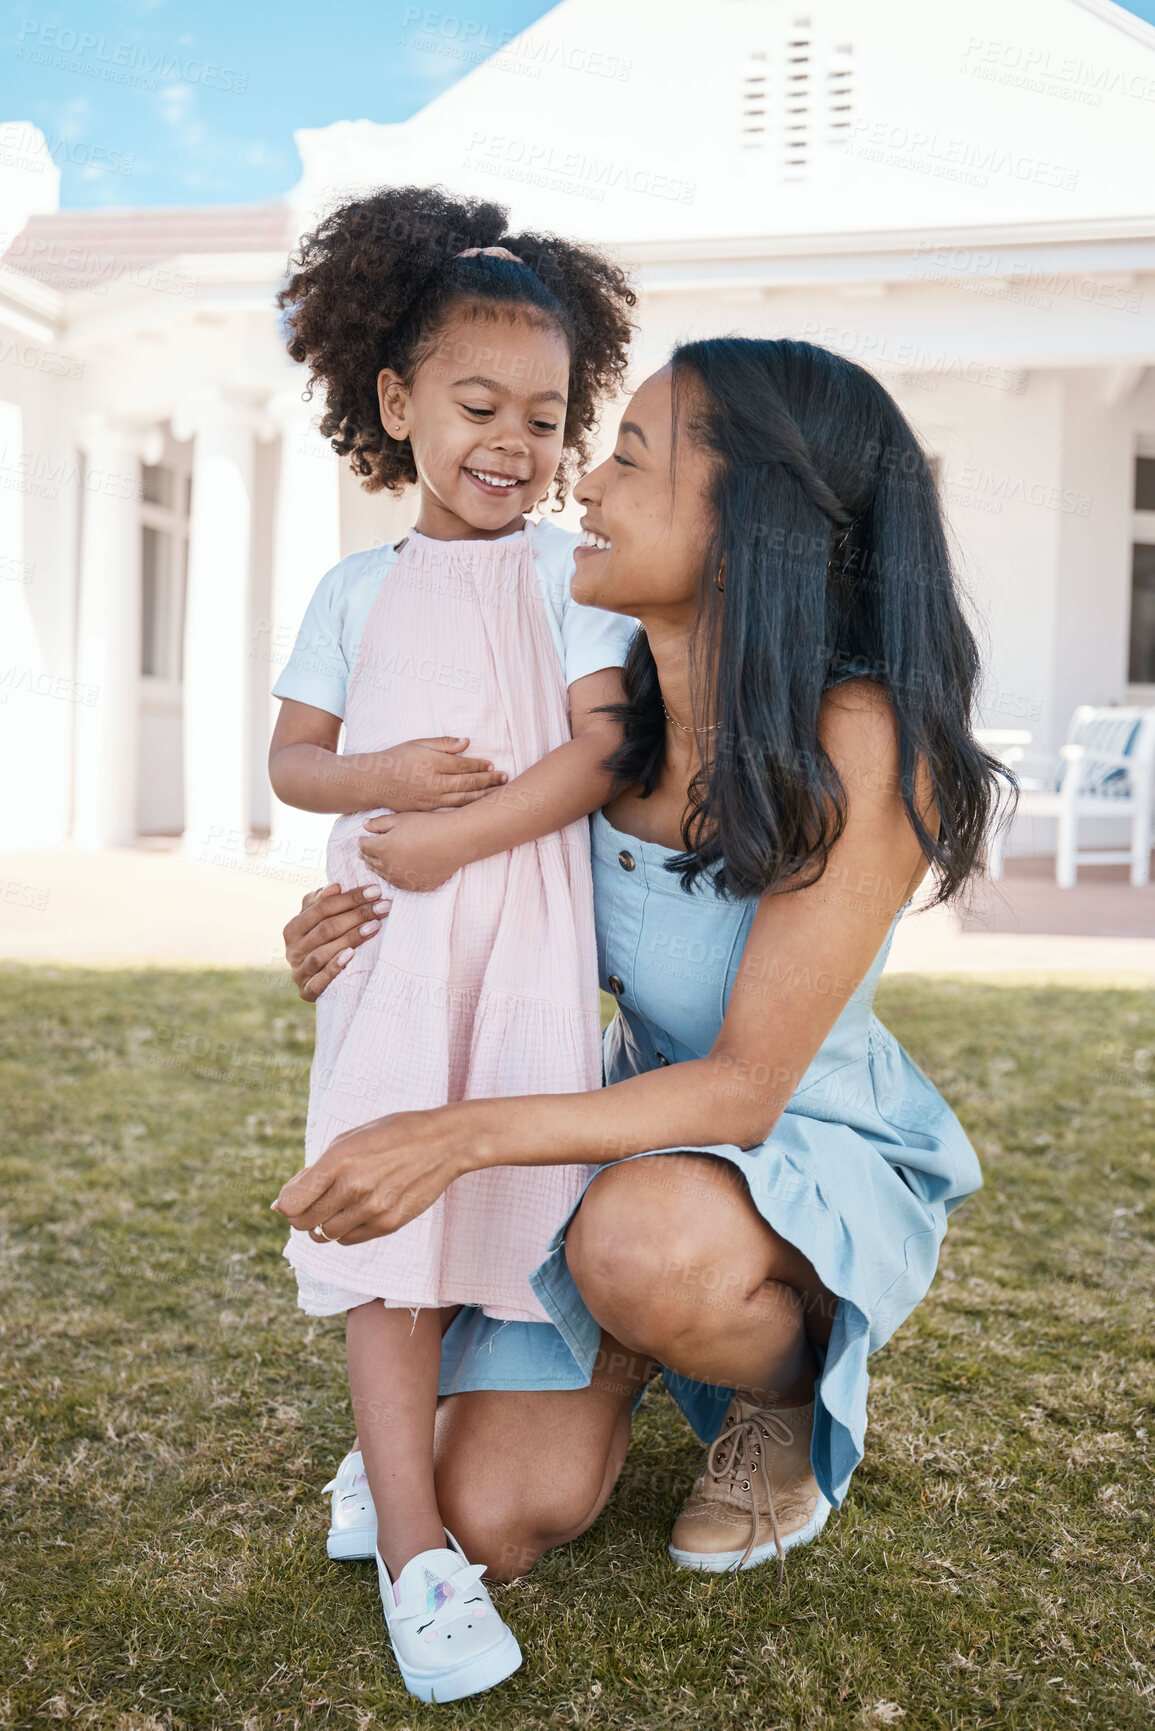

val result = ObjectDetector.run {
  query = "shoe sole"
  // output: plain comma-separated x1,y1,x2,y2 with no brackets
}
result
668,1495,833,1572
396,1627,523,1704
327,1526,378,1561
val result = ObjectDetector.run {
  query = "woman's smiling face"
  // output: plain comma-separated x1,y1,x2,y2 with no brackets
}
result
571,364,716,620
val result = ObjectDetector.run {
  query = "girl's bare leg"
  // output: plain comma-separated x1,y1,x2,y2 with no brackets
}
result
346,1300,446,1576
349,1305,461,1454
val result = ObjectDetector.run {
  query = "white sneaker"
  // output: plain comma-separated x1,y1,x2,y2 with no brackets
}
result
322,1451,378,1561
378,1530,522,1704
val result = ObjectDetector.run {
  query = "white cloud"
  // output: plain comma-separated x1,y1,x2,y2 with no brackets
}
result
242,139,282,169
52,95,93,143
157,82,194,128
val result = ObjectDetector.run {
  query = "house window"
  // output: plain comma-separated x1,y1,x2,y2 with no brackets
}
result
139,463,189,683
141,526,178,677
1129,543,1155,684
141,463,173,509
1130,454,1155,685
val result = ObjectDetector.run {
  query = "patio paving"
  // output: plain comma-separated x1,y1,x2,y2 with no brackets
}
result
0,844,1152,981
887,853,1155,981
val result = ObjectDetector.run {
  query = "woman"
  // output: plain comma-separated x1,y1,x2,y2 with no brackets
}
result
274,337,997,1582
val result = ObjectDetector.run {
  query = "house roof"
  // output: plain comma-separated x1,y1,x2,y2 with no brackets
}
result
1071,0,1155,47
4,0,1154,294
291,0,1155,246
1,202,297,294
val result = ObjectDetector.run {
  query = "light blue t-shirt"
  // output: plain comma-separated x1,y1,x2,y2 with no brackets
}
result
272,518,637,720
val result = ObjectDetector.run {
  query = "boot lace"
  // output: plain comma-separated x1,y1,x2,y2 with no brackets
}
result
705,1406,797,1580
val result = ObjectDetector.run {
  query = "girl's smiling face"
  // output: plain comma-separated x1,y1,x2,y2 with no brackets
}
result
378,307,570,540
571,364,716,620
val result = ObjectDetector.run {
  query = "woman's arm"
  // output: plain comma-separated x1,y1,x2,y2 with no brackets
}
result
356,668,624,891
274,682,933,1241
268,698,508,815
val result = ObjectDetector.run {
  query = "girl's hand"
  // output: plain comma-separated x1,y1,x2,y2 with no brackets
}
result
283,881,390,1001
358,811,475,892
269,707,507,819
272,1106,475,1242
377,737,508,811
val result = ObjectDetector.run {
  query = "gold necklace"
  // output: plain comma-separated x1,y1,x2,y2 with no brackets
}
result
662,703,717,733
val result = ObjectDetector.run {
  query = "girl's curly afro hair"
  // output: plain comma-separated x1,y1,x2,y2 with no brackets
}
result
277,185,637,508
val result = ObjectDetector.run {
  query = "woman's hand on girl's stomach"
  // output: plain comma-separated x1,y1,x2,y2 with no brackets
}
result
283,881,391,1002
358,811,473,892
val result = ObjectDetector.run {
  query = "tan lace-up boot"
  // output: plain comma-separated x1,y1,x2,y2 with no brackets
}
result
668,1393,832,1576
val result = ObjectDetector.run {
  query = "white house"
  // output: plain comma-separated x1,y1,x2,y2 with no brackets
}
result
1,0,1154,878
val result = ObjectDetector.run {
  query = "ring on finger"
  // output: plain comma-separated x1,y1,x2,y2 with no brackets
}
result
312,1222,337,1243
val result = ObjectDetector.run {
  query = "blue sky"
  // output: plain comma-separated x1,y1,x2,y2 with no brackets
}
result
4,0,1153,209
3,0,558,206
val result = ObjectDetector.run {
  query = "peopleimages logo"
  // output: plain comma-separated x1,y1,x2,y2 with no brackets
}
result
942,462,1093,518
0,232,199,301
845,118,1079,191
0,120,134,177
0,337,84,380
0,446,143,503
910,243,1143,315
399,6,632,80
465,133,696,205
14,21,248,92
796,322,1028,395
961,35,1155,105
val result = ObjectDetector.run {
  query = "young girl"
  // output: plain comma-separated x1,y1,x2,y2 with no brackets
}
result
267,187,636,1703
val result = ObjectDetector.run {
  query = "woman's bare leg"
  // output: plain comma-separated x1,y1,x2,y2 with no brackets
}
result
346,1300,446,1577
349,1160,833,1581
565,1154,837,1408
360,1158,835,1584
433,1332,654,1582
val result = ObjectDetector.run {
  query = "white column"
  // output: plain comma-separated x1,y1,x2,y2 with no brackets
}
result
73,413,142,849
266,391,341,872
0,398,65,846
173,389,256,861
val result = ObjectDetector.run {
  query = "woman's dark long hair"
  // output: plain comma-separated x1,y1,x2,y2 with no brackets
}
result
601,337,1005,905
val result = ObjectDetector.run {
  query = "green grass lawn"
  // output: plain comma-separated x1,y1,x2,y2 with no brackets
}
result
1,964,1153,1731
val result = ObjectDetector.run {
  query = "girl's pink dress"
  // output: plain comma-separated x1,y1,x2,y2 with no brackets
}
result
285,528,602,1321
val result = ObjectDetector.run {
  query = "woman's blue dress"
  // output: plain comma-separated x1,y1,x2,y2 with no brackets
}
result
437,810,982,1510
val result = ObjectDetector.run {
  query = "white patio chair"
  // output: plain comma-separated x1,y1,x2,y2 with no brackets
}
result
986,706,1155,888
975,730,1033,884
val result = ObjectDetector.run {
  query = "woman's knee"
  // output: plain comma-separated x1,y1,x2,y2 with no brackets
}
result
434,1414,618,1582
442,1510,544,1583
566,1156,764,1351
565,1165,669,1342
434,1452,540,1578
436,1472,606,1583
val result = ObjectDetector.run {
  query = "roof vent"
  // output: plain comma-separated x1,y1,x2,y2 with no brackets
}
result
737,23,854,179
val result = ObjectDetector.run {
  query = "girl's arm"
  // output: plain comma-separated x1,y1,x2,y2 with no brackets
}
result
268,698,509,815
275,682,936,1243
357,668,624,890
